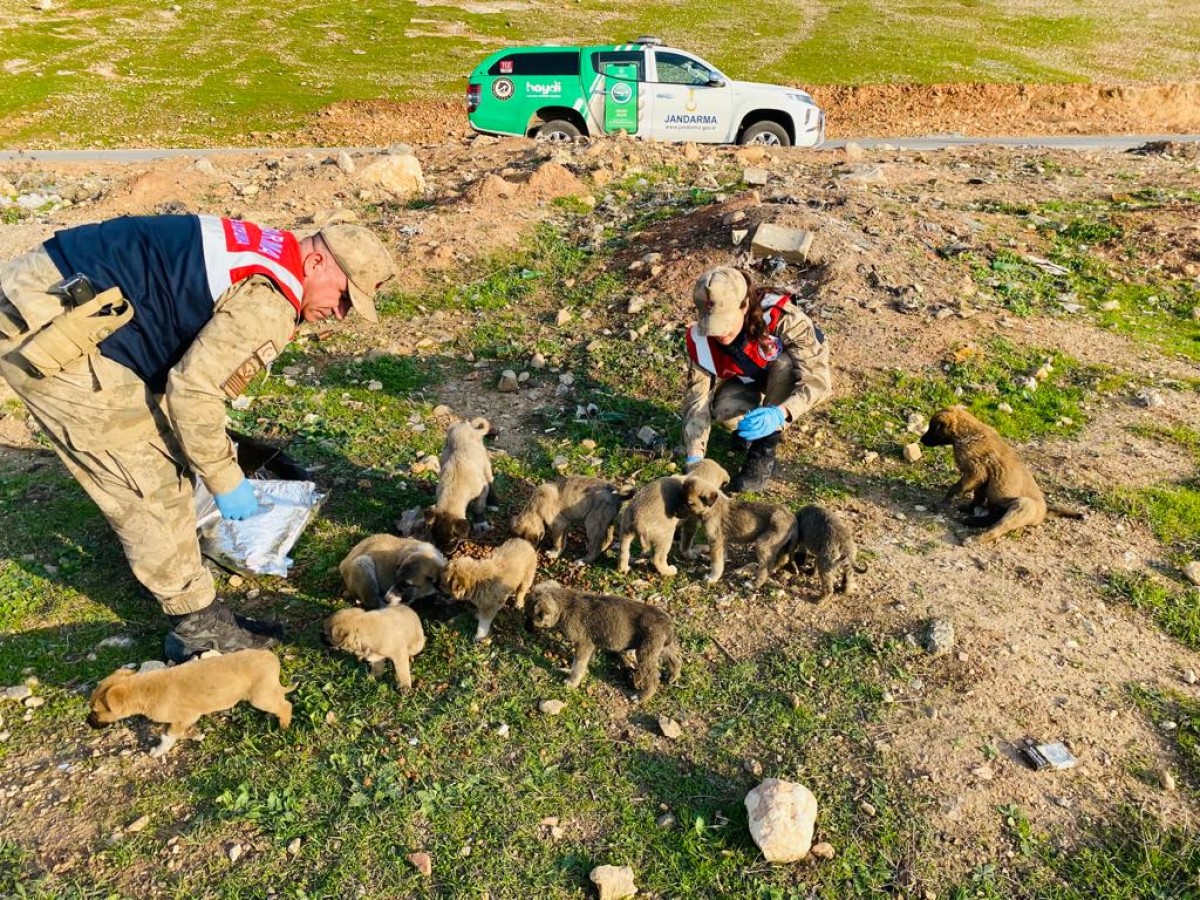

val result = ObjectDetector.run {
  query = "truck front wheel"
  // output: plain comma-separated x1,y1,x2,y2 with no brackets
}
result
740,121,790,147
536,119,582,142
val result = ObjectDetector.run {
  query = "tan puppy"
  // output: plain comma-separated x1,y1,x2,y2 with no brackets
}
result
920,406,1084,544
526,581,682,701
682,476,797,587
616,460,729,577
511,476,631,564
425,417,495,551
87,650,292,757
324,605,426,690
440,538,538,640
339,534,447,608
793,505,868,602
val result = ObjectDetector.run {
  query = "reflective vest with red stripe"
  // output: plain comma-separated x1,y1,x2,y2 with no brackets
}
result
685,292,790,383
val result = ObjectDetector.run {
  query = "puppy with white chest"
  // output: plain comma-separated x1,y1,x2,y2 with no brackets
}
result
87,649,292,758
440,537,538,640
793,505,868,602
324,605,426,690
339,534,446,608
425,417,495,551
681,475,797,587
526,580,682,701
511,475,631,564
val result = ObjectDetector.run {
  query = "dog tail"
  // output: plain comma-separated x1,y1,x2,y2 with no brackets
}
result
1046,503,1085,520
469,416,490,434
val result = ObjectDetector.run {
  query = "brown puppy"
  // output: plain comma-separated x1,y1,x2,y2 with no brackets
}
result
682,476,797,587
920,406,1084,544
425,417,495,551
527,580,682,701
793,505,868,602
339,534,447,608
440,538,538,640
511,476,631,564
324,606,426,690
87,650,292,757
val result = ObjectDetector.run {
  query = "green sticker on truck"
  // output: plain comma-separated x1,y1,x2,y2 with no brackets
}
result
603,63,638,134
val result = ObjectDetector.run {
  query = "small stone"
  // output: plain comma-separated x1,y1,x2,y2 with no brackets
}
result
1184,668,1197,685
860,801,877,817
336,151,355,174
126,814,150,833
96,635,135,650
742,166,769,186
744,758,763,777
1182,562,1200,587
589,864,637,900
997,402,1013,414
530,352,547,369
495,723,510,738
23,696,45,709
751,224,813,263
366,380,383,392
656,812,676,829
657,716,682,740
3,685,32,702
558,372,575,386
809,842,836,860
1136,388,1165,409
745,779,818,863
902,443,922,463
407,851,432,877
1160,770,1176,791
924,618,955,656
287,837,302,855
556,308,573,326
636,425,659,446
539,699,566,716
1099,299,1120,311
551,456,569,471
228,844,243,863
497,370,519,392
228,574,244,588
971,765,994,781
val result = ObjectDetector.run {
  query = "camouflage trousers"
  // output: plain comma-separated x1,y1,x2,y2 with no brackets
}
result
0,248,214,615
710,357,798,430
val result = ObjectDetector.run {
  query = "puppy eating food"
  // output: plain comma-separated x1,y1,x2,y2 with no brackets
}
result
511,476,631,564
794,505,867,602
440,538,538,640
324,605,426,690
87,650,291,757
527,580,682,701
681,475,797,587
425,417,495,551
339,534,447,608
920,406,1084,544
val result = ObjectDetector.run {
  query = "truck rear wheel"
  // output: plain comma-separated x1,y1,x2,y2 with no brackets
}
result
536,119,582,142
740,121,790,147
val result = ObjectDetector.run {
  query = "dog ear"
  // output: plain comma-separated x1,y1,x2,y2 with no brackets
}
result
702,487,720,507
423,507,438,526
451,518,470,541
102,681,128,713
330,624,349,645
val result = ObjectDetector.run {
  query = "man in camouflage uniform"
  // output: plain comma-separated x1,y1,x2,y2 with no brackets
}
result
0,215,395,660
682,266,832,492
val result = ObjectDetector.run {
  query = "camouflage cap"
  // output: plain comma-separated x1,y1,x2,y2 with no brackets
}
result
317,224,396,322
694,266,749,337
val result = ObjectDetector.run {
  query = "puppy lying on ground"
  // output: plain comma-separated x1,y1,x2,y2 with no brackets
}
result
682,475,797,587
324,605,426,690
616,459,730,576
794,505,868,602
425,417,495,551
920,406,1084,544
440,538,538,640
511,476,632,564
527,581,682,701
339,534,446,608
87,650,291,757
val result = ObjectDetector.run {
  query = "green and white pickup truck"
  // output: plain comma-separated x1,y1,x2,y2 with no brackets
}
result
466,37,824,148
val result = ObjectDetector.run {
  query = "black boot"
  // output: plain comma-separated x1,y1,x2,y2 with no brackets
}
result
164,599,280,663
729,432,781,493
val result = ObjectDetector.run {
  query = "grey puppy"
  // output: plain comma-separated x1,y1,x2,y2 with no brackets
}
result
425,417,495,551
440,538,538,640
681,475,797,587
526,580,682,701
511,476,632,564
617,459,730,576
793,505,868,602
339,534,447,608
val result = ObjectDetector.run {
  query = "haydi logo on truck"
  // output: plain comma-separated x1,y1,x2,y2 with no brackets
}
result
465,36,824,147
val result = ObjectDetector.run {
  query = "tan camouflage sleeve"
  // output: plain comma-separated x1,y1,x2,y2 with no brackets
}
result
681,359,716,460
165,275,298,496
776,306,833,424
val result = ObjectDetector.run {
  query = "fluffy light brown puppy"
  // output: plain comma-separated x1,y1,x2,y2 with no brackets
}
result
920,406,1083,544
440,538,538,640
527,580,682,701
794,505,868,602
511,476,631,564
682,476,798,587
87,650,292,757
616,460,729,577
324,605,426,690
339,534,447,608
425,417,495,551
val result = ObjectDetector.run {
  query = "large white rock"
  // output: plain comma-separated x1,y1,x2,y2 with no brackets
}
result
744,779,818,863
357,154,426,198
589,864,637,899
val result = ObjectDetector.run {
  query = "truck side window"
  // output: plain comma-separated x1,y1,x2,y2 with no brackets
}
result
653,52,712,86
487,52,580,77
592,50,645,81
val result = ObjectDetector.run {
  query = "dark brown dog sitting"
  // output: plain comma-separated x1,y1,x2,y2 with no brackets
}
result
920,406,1083,544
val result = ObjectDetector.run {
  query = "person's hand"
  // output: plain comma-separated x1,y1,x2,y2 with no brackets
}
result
737,406,786,441
214,479,260,520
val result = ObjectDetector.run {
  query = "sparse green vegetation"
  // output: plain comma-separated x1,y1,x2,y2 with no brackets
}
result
1105,571,1200,651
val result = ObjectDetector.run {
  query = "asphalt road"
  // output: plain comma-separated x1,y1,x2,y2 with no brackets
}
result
0,134,1198,162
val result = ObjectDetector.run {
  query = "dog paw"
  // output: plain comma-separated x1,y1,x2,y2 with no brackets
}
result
545,548,562,559
659,565,678,577
704,573,721,584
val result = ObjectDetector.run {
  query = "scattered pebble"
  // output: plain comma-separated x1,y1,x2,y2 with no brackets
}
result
590,864,637,900
126,814,150,833
657,716,682,740
809,841,836,860
1160,770,1177,791
538,699,566,716
287,837,302,855
860,801,877,817
228,844,243,863
407,851,432,877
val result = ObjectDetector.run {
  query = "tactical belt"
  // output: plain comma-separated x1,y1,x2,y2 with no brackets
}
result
17,287,134,378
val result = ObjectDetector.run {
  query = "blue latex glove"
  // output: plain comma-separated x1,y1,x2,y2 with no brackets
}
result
214,479,260,520
737,405,787,441
684,455,704,471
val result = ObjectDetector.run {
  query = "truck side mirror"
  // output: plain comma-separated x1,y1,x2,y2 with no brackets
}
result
708,75,726,88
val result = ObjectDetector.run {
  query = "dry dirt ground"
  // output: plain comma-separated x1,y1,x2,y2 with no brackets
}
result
1,118,1199,888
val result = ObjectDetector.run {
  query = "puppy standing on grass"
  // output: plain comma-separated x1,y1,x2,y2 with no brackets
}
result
511,476,632,564
526,580,682,701
339,534,447,608
87,650,292,758
324,606,426,690
920,406,1084,544
425,417,495,551
440,538,538,640
793,505,868,602
682,475,797,587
